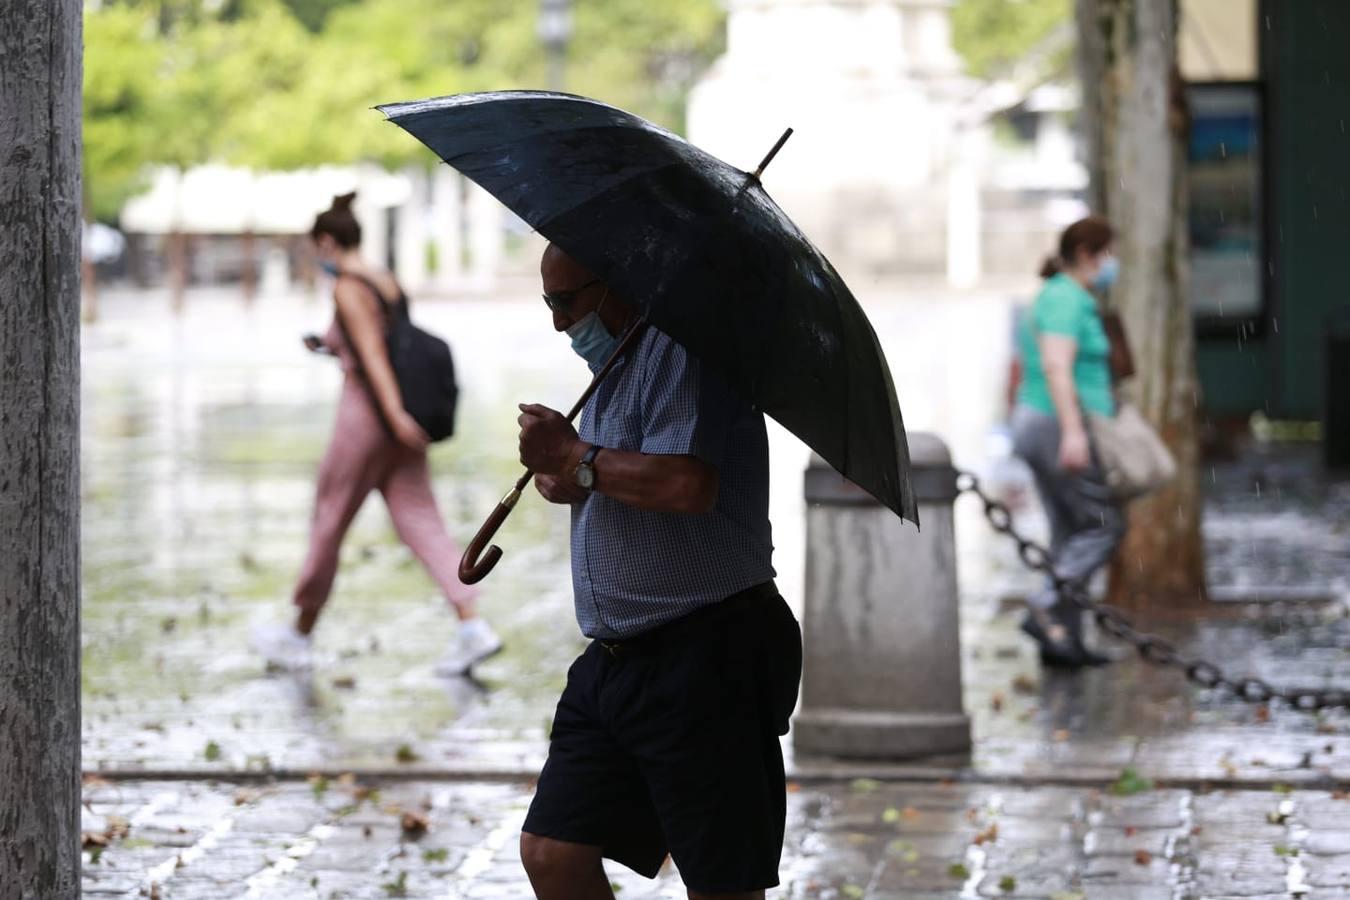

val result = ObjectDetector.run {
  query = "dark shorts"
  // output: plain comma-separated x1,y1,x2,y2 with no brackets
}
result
522,583,802,893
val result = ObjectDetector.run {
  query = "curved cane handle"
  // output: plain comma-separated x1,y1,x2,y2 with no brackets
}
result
458,489,520,585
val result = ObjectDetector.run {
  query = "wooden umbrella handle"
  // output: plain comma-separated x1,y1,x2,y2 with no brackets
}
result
458,474,532,585
457,316,649,585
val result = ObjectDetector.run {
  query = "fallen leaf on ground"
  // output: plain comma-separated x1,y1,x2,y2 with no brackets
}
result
332,676,357,690
400,810,430,836
203,741,222,762
1124,826,1137,837
1332,791,1348,801
948,862,970,879
81,831,111,850
1052,729,1070,742
841,886,864,900
882,807,901,824
990,692,1005,712
1134,849,1152,865
999,875,1017,893
394,744,419,764
973,823,999,846
234,789,259,806
850,777,882,793
902,806,920,821
1011,675,1038,695
82,775,112,789
1272,783,1293,795
1273,845,1299,858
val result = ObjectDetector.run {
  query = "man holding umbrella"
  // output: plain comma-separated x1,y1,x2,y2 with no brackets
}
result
514,243,802,899
377,90,917,897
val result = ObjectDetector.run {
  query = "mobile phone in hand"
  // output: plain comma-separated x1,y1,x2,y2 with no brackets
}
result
303,333,335,356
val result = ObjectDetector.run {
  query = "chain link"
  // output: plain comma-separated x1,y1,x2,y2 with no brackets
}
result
956,470,1346,711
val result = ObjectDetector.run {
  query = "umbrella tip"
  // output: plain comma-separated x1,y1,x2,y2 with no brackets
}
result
750,127,794,181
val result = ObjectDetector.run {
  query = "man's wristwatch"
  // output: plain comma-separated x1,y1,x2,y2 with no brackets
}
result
573,444,602,491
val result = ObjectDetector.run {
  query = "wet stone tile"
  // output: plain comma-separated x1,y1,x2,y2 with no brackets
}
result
1091,790,1190,830
1082,852,1175,885
1306,853,1350,887
1302,831,1350,856
1084,826,1174,857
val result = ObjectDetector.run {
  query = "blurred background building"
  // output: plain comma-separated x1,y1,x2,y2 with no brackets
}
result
85,0,1349,443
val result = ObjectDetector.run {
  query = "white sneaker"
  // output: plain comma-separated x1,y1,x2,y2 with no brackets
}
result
250,623,313,671
435,618,503,676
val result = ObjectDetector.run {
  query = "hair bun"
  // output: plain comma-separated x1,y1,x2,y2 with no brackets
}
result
332,191,357,210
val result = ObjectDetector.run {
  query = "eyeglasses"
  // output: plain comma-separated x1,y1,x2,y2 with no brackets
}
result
542,278,601,315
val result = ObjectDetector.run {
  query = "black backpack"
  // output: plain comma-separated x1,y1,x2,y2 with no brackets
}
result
341,273,459,442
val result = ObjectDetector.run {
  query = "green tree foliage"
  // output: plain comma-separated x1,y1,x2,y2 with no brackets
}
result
82,0,726,219
951,0,1071,79
82,5,171,219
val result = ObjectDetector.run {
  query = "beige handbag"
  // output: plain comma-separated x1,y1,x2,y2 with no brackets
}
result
1086,403,1177,500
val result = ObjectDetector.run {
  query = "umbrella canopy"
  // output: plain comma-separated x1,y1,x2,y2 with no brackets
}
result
379,90,916,523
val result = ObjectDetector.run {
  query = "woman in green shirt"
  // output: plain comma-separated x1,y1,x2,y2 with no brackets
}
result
1012,216,1125,668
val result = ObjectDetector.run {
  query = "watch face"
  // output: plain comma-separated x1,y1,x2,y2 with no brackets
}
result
576,464,595,490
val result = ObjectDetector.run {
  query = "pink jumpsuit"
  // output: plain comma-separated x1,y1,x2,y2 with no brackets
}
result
291,307,477,614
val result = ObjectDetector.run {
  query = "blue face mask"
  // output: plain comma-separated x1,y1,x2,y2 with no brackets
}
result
1092,255,1120,291
317,259,341,277
566,290,620,368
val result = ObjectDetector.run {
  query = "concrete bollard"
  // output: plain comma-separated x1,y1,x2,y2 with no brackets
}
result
792,433,972,759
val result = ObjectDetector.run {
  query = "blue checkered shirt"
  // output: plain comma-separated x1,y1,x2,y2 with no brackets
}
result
571,326,776,639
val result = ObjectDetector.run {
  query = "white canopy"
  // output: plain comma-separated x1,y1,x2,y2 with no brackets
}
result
119,164,413,235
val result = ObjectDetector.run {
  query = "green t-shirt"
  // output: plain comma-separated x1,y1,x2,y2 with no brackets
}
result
1016,273,1116,417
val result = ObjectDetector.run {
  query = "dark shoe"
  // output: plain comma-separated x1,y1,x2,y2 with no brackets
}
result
1054,601,1113,667
1020,609,1086,669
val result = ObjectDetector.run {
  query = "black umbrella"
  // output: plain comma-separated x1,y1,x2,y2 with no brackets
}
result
377,91,916,583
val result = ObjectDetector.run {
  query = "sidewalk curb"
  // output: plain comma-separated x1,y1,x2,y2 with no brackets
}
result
82,766,1349,794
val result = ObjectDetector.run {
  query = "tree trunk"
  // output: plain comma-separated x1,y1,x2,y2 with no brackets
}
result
0,0,83,896
168,229,188,313
241,229,257,304
1077,0,1207,611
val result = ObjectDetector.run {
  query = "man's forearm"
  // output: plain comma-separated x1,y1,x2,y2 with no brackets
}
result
588,447,718,514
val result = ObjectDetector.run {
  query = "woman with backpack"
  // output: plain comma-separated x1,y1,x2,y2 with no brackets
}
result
252,192,501,676
1010,215,1125,669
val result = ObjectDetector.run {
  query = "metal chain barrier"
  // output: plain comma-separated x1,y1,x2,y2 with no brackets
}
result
955,470,1348,712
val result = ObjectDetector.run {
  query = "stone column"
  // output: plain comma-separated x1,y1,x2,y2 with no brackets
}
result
394,167,429,291
466,182,503,291
430,167,465,293
793,433,971,759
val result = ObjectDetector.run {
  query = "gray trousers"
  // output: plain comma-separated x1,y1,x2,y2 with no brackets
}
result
1010,405,1126,611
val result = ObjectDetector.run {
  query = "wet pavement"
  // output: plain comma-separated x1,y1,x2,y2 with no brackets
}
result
79,285,1349,895
82,777,1350,898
